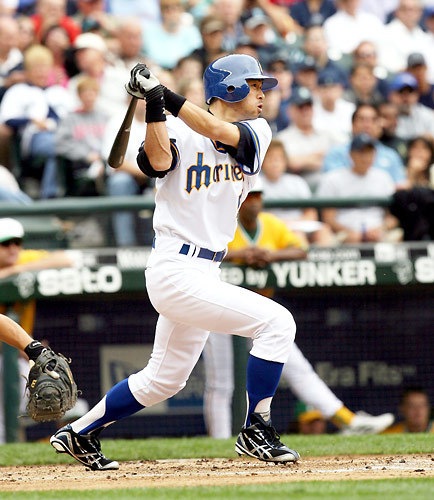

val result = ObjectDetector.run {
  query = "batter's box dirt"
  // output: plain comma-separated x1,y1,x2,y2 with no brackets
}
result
0,454,433,492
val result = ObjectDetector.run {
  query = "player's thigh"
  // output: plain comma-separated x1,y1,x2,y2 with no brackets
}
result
146,260,295,340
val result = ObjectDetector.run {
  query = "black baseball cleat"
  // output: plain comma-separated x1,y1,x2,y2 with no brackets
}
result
50,424,119,470
235,412,300,463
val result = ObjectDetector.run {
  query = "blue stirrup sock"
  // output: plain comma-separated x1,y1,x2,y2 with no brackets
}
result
245,355,283,426
75,379,145,435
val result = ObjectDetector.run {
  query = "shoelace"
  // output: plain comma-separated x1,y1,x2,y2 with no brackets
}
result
263,424,283,447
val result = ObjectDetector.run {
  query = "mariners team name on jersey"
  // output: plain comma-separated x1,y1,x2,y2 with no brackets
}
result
185,153,243,193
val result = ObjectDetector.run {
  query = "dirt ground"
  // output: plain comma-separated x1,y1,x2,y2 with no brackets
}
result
0,454,433,492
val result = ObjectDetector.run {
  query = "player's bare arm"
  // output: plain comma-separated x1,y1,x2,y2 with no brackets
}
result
0,313,34,351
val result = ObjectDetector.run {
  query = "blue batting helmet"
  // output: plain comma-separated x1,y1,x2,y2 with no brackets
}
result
204,54,278,104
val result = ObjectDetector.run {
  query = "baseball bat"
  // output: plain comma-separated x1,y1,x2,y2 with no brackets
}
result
108,96,138,169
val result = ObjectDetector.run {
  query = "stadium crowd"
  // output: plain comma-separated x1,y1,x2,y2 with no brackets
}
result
0,0,433,246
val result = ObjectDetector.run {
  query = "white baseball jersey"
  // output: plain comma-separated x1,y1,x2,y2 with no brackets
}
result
152,115,272,251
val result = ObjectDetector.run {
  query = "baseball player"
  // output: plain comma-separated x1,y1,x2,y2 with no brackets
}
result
50,54,300,470
203,181,395,438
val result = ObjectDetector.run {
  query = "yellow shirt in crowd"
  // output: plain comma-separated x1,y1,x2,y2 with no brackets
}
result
0,249,49,333
228,212,306,255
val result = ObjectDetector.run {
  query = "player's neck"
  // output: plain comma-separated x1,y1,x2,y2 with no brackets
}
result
209,101,242,123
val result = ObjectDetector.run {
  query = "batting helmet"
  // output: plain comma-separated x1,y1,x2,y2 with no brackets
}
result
204,54,278,104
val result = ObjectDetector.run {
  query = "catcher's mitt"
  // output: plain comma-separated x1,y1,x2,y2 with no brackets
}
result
26,348,78,422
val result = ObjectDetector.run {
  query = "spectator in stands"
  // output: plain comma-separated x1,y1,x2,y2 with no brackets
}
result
73,0,117,37
31,0,81,43
111,18,147,72
404,136,434,189
379,0,431,77
0,16,25,103
289,0,336,29
16,15,37,52
0,165,32,203
343,63,383,106
0,16,25,168
190,14,226,73
172,55,203,83
302,23,347,87
210,0,244,52
323,104,407,186
382,388,433,433
317,133,397,243
0,44,74,198
242,0,296,40
177,77,206,108
377,101,408,161
294,402,327,435
388,72,434,141
277,86,335,191
260,139,333,246
266,52,293,132
68,32,129,118
314,69,355,144
292,56,319,94
102,98,150,246
352,40,389,98
55,76,107,196
405,53,434,110
143,0,202,70
261,87,284,134
242,12,282,70
322,0,384,55
41,24,71,87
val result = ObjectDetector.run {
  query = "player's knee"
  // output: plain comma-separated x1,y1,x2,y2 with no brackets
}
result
254,307,296,362
272,307,296,344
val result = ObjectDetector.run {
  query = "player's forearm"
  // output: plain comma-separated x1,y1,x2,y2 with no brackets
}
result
143,122,172,171
178,101,240,147
12,251,74,274
0,314,33,351
271,248,308,262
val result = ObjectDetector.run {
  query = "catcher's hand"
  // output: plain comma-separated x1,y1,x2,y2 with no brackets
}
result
126,63,161,100
26,347,78,422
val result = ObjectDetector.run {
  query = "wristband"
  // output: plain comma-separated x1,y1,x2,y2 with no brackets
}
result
145,85,166,123
24,340,44,361
163,87,186,117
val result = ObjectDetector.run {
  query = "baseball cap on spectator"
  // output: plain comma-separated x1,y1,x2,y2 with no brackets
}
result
318,69,342,86
0,218,24,243
296,55,317,72
407,52,426,68
389,72,418,92
291,86,313,106
425,6,434,16
73,32,107,52
245,14,270,30
267,50,291,71
350,133,376,151
200,16,225,35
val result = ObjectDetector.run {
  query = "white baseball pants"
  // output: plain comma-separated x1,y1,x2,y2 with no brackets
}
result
203,333,343,438
128,237,296,407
